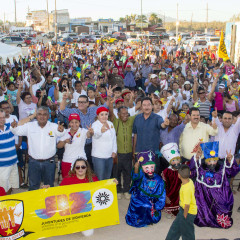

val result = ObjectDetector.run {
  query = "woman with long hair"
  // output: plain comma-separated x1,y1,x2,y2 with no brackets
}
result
60,158,98,237
60,158,98,186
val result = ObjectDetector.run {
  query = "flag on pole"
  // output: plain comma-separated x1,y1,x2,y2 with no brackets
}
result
218,30,229,61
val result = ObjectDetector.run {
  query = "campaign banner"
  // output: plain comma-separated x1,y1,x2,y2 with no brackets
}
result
0,179,119,240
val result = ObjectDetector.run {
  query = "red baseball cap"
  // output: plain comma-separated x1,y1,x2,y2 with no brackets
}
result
129,56,134,60
121,90,131,97
115,98,124,104
96,107,109,115
68,113,80,122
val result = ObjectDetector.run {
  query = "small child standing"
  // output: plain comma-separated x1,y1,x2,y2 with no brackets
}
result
165,165,197,240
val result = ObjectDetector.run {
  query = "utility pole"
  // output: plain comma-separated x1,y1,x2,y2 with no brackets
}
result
3,12,5,32
190,12,193,32
176,3,179,44
206,3,208,33
46,0,50,31
14,0,17,25
164,12,165,27
55,0,57,43
141,0,143,34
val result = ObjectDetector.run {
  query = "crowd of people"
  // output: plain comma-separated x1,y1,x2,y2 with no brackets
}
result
0,37,240,239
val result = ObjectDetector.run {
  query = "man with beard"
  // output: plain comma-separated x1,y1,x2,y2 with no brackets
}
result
161,143,182,217
189,141,239,228
125,151,166,227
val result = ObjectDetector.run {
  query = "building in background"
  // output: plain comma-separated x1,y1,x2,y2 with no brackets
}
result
97,19,125,33
26,9,69,33
50,9,70,32
26,10,53,32
69,18,95,34
225,22,240,64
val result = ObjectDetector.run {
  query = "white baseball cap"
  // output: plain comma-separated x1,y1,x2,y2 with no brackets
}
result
150,74,158,79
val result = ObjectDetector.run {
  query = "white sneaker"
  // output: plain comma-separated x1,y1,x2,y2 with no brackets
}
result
82,229,94,236
117,193,123,200
124,192,131,200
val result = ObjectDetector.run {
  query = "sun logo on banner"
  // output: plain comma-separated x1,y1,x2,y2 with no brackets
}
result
95,192,110,206
92,189,114,211
0,200,25,239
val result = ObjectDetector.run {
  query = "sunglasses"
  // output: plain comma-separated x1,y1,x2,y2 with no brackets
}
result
199,92,205,95
75,165,87,170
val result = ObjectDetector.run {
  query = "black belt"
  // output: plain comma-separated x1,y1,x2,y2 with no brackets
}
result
29,156,55,162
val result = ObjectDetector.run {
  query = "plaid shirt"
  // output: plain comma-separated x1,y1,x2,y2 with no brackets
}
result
59,103,107,144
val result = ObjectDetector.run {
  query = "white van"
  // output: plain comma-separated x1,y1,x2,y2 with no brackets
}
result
189,39,208,51
61,33,78,40
205,37,220,48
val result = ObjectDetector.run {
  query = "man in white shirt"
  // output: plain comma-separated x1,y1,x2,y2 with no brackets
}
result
212,109,240,160
11,106,65,190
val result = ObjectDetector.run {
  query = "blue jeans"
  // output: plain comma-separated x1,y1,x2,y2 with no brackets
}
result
28,157,56,191
92,157,113,180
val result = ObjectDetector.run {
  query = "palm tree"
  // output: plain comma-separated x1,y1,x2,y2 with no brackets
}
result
136,15,147,23
124,15,131,25
149,13,162,25
130,14,137,24
119,17,125,23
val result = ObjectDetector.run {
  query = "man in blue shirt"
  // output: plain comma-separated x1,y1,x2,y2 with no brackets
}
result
133,97,169,173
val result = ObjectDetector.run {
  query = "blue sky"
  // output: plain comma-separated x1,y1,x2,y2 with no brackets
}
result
1,0,239,22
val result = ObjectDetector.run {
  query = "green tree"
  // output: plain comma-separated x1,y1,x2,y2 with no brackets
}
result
124,15,131,25
136,15,147,23
130,14,137,24
149,13,162,25
119,17,125,23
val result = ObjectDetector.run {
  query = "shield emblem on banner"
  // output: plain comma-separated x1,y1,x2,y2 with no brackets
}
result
0,200,24,237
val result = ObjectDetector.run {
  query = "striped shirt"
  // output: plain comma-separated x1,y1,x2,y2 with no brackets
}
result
0,123,17,167
197,99,211,119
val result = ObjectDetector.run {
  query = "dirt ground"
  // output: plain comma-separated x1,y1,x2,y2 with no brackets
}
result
13,173,240,240
48,184,240,240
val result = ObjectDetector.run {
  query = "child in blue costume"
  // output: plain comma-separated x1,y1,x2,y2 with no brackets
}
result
125,150,166,227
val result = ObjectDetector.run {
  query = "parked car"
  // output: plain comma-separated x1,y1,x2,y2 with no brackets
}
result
146,35,161,44
91,35,102,41
79,32,89,36
1,36,26,47
102,36,118,44
24,37,37,45
182,39,191,49
127,38,142,44
112,32,127,41
78,36,95,43
205,36,220,48
50,40,66,46
189,39,208,51
61,33,78,40
181,36,192,43
159,32,169,39
46,32,55,39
